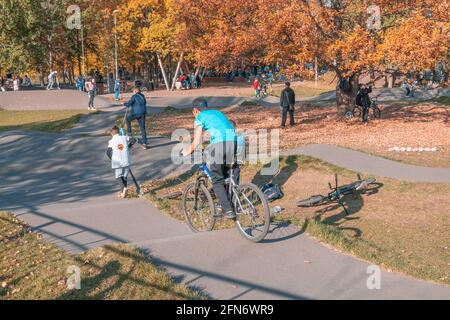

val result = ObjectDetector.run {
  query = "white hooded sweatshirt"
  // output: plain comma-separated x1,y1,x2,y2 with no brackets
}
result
108,134,131,169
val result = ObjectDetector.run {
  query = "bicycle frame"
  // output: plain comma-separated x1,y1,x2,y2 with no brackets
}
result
194,159,254,218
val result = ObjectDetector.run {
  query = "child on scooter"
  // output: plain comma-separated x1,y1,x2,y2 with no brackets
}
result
106,125,133,198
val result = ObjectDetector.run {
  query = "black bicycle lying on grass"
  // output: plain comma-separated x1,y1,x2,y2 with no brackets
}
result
297,174,377,215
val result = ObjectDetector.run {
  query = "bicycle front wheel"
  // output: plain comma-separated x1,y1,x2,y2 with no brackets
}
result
233,183,270,242
182,183,216,233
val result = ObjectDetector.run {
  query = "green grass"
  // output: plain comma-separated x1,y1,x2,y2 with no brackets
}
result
0,110,90,132
0,211,205,300
431,96,450,106
144,154,450,285
240,100,259,106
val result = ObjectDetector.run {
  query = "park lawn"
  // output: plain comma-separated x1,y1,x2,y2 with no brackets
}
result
0,212,204,300
0,109,89,132
148,100,450,168
142,155,450,286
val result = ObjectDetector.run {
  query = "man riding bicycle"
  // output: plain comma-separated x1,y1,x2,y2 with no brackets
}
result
182,98,238,220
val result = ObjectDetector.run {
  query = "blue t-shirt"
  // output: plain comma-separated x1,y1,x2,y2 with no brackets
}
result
194,110,236,144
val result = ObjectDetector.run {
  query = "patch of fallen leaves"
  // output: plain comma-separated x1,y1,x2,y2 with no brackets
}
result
152,101,450,167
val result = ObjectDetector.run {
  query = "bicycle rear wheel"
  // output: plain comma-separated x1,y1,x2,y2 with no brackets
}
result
182,183,216,232
371,105,381,118
233,183,270,242
297,195,328,207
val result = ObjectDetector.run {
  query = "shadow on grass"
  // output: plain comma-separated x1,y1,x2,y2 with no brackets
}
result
251,155,298,188
308,181,383,238
58,244,208,300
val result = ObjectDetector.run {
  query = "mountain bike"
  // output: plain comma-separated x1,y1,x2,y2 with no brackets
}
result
345,95,381,120
297,174,376,215
181,153,271,242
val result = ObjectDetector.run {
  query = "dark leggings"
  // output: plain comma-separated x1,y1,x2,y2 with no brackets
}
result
118,177,128,189
88,91,95,108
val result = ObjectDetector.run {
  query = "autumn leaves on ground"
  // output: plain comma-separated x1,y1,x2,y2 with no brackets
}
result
145,155,450,286
150,98,450,168
0,212,204,300
138,95,450,286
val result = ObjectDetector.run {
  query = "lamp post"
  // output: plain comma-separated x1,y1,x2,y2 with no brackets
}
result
80,25,85,76
113,9,120,81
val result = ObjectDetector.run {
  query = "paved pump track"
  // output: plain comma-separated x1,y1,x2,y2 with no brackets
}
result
1,90,449,299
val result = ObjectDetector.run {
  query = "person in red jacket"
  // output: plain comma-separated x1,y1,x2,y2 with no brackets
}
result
253,77,260,97
180,74,186,89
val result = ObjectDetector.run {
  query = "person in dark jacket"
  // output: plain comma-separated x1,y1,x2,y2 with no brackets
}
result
279,81,296,128
124,87,148,150
357,84,372,123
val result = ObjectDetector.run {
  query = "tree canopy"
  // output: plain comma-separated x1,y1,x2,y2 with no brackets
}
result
0,0,448,99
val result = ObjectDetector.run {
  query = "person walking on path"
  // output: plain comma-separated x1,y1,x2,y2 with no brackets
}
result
106,126,133,199
85,78,97,111
114,79,120,101
47,70,59,90
280,81,296,128
124,87,148,150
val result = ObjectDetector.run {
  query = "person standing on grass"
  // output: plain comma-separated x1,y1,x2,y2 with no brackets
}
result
85,78,97,111
357,84,372,123
124,87,148,150
279,81,296,128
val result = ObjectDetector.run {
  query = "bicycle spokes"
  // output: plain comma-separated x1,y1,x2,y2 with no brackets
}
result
184,184,214,232
234,185,267,238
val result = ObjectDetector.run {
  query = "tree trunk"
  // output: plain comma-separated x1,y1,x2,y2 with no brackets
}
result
157,53,170,91
171,52,184,91
194,66,201,78
336,74,359,118
386,71,396,88
40,65,45,86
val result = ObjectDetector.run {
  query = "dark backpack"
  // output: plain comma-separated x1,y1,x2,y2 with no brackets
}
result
261,183,284,202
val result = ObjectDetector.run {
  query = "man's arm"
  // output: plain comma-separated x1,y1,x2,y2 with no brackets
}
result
182,126,203,156
124,95,135,108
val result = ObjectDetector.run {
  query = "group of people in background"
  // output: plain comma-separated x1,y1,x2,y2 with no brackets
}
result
253,70,274,98
175,73,202,90
0,71,32,92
